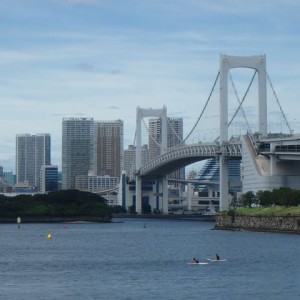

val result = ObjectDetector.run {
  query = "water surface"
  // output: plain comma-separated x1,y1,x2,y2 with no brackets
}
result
0,218,299,299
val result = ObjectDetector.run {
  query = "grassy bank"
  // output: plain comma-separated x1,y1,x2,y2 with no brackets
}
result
234,206,300,216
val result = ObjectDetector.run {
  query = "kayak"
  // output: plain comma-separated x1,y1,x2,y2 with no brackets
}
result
206,258,227,262
187,262,209,265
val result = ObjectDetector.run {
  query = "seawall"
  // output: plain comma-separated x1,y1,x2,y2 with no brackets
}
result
215,214,300,234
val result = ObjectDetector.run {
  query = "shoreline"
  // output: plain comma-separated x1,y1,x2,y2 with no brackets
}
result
112,213,216,221
215,214,300,234
0,214,215,223
0,216,111,223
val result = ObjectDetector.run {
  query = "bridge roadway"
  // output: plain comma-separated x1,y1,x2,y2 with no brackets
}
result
136,141,242,179
131,133,300,214
134,134,300,180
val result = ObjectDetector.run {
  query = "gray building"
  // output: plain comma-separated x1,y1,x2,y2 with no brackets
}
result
94,120,123,179
16,133,51,190
123,144,149,175
62,118,94,190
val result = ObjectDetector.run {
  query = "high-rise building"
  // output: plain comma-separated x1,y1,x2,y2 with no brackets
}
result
148,117,185,180
16,133,51,190
40,165,58,193
123,144,149,175
62,118,94,190
94,120,123,179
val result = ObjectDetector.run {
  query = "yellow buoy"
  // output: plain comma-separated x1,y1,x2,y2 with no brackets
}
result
47,233,52,239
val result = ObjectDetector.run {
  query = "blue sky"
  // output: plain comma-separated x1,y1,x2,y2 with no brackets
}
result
1,0,300,172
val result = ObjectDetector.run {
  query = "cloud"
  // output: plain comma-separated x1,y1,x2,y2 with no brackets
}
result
76,62,94,71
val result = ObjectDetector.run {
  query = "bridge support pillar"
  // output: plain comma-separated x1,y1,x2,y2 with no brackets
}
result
162,177,168,214
187,183,192,211
219,156,229,211
136,176,142,214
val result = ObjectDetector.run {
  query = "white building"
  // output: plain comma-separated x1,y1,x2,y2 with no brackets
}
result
88,175,119,193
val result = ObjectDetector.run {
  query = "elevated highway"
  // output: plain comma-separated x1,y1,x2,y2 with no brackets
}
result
136,141,242,179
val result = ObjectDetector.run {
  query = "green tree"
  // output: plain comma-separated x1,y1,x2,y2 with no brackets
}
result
273,187,292,206
238,191,255,208
257,190,274,207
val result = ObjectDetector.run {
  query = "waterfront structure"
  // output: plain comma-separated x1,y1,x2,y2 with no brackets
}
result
94,120,124,179
16,133,51,190
241,134,300,194
62,118,94,190
40,165,58,193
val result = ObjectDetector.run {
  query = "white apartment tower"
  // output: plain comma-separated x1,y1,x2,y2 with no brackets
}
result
16,133,51,190
62,118,94,190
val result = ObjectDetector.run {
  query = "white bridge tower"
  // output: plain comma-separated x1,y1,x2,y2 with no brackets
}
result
219,54,267,211
135,106,168,214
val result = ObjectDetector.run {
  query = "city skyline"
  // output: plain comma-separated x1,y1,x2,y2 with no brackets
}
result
1,1,300,172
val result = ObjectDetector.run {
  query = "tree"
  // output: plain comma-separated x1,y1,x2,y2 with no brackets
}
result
273,187,292,206
257,190,274,207
238,191,255,208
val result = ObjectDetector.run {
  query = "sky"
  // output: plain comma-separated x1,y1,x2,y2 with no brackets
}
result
1,0,300,173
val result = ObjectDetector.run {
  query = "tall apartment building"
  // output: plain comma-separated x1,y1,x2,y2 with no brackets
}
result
148,117,185,180
94,120,123,179
62,118,94,190
16,133,51,190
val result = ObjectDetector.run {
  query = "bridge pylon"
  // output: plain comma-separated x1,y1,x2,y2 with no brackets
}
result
219,54,267,211
135,106,168,214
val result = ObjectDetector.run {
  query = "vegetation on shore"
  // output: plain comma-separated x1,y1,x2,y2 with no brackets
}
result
219,187,300,217
234,206,300,216
235,187,300,208
0,190,112,220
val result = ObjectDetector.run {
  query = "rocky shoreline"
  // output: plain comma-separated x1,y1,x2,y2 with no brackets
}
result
215,214,300,234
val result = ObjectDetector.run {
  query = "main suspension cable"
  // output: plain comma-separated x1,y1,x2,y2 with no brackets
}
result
175,71,220,147
266,71,293,134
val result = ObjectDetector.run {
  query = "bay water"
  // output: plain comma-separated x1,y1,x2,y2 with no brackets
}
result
0,218,299,299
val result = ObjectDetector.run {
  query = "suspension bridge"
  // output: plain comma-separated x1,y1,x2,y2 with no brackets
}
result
120,54,300,214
